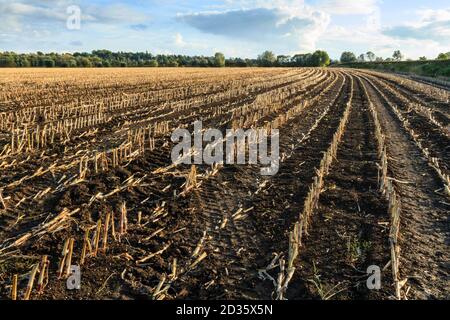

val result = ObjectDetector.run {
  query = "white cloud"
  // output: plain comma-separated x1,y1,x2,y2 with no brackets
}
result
2,2,66,20
418,8,450,23
0,1,149,32
179,4,330,52
0,15,22,33
321,8,450,60
317,0,380,15
383,8,450,43
85,4,148,24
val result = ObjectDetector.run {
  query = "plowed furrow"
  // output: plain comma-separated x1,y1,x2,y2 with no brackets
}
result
363,77,450,299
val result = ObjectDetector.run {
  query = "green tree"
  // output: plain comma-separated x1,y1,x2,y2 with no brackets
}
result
258,51,276,67
17,57,31,67
393,50,403,61
366,51,376,62
91,56,103,67
292,54,312,66
214,52,225,67
276,55,291,66
437,53,449,60
43,58,55,68
78,57,92,67
167,60,179,67
340,52,357,63
147,59,159,67
0,56,16,67
310,50,330,67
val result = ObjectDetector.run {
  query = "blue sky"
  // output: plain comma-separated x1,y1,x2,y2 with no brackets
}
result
1,0,449,59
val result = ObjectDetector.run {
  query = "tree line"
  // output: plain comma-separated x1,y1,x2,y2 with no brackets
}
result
0,50,331,68
340,50,450,63
2,49,449,68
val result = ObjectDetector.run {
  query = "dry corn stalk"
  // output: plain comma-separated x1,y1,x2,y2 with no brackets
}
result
276,258,285,300
37,255,49,294
170,258,177,280
232,208,243,220
80,228,90,265
137,211,142,226
137,243,171,264
144,227,165,241
111,212,116,241
102,213,111,251
0,189,6,210
220,217,228,229
288,223,300,270
24,263,39,300
58,238,70,278
276,226,300,300
120,202,128,235
0,208,80,255
192,231,207,257
64,238,75,278
190,252,207,269
153,274,167,300
93,219,102,256
11,274,18,300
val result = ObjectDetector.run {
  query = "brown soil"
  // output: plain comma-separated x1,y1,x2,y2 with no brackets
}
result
0,68,448,300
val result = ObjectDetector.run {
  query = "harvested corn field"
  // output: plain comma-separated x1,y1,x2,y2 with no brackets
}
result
0,67,448,300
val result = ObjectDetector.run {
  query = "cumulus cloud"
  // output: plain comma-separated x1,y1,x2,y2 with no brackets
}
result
383,9,450,42
0,1,149,32
86,4,148,24
318,0,380,15
0,0,153,52
317,0,382,31
320,7,450,60
419,8,450,23
0,2,66,21
178,6,330,52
